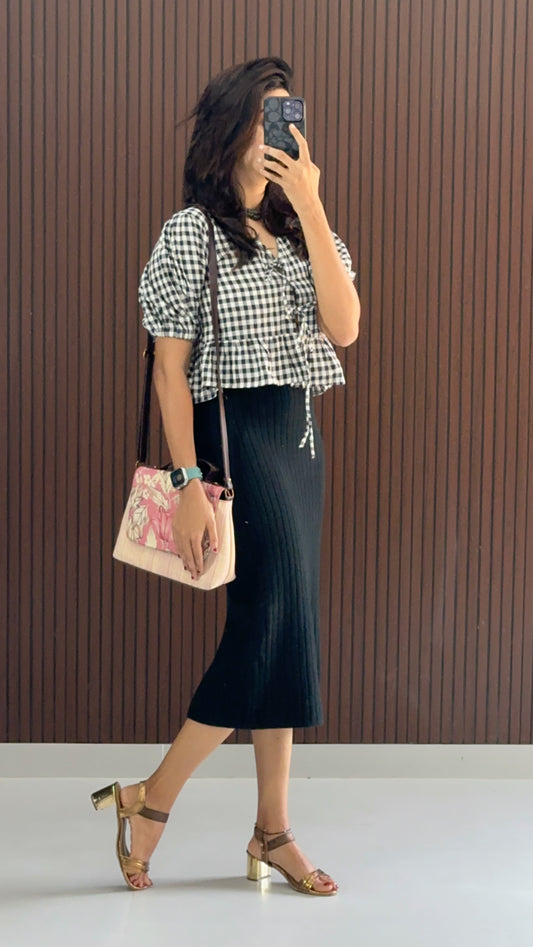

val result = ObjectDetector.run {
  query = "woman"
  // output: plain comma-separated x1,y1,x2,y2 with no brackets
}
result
93,57,359,896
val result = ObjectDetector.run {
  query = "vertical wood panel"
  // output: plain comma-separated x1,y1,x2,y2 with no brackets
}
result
515,0,533,743
19,0,33,741
2,0,532,745
0,0,9,738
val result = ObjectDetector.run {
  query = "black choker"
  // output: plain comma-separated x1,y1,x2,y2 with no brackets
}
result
245,207,262,220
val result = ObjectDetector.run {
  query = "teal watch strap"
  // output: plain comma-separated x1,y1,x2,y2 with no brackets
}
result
170,465,204,489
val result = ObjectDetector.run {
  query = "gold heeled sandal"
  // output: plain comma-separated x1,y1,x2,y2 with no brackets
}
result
91,780,169,890
246,824,338,896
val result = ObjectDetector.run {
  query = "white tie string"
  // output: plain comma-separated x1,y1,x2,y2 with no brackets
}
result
298,383,316,459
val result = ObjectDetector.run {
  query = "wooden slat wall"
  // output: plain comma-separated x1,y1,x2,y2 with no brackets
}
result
2,0,532,744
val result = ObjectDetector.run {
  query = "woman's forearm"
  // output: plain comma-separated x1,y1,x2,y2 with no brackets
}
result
153,367,198,469
298,200,360,347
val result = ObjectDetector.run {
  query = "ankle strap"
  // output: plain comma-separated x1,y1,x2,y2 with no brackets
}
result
254,823,295,860
139,804,168,823
119,780,169,823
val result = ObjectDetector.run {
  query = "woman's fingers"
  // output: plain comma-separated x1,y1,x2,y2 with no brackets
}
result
260,144,292,167
260,131,320,215
171,526,201,578
187,531,210,578
207,518,218,555
180,540,201,578
288,122,309,154
191,539,204,577
171,490,218,579
261,125,310,164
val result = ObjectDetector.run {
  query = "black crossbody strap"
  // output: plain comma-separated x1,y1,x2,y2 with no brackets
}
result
137,333,155,466
136,211,233,496
205,216,233,495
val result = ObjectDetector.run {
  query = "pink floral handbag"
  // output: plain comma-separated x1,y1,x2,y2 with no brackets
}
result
113,464,235,588
113,213,236,589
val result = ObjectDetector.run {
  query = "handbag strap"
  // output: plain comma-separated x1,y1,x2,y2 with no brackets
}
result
136,211,233,497
205,216,233,496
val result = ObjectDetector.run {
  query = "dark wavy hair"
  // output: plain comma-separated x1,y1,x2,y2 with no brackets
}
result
180,57,308,266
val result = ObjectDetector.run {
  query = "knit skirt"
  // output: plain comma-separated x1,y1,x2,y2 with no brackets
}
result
186,385,325,730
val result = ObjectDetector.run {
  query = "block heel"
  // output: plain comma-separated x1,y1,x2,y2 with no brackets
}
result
246,851,272,881
91,783,118,811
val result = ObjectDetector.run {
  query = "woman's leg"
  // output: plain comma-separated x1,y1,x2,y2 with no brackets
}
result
121,718,233,888
247,728,337,893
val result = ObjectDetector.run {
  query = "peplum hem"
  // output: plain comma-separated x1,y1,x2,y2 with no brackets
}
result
189,328,345,400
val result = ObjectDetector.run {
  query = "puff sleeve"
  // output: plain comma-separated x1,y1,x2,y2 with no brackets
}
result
138,207,209,340
331,231,357,284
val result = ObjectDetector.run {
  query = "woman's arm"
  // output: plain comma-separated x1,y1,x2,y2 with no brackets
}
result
259,124,360,347
153,337,217,578
153,337,198,468
297,200,360,347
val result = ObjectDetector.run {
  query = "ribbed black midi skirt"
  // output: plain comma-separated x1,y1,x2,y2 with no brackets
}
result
186,385,325,730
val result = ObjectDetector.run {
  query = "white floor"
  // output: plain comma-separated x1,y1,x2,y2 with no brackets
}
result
0,776,532,946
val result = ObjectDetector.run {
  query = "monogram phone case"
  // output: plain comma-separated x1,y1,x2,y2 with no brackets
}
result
263,96,306,160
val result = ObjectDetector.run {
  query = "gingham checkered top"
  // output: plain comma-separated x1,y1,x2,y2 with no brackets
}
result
139,206,357,458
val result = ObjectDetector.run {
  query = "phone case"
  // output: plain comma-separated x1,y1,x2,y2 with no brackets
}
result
263,97,306,160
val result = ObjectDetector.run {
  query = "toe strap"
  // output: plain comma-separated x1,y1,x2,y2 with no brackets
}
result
300,868,330,891
120,854,150,874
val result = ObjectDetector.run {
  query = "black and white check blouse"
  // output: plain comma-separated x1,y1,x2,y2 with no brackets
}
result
139,206,356,458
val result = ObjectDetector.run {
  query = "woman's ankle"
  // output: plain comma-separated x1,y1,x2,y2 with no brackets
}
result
255,817,290,834
142,776,175,812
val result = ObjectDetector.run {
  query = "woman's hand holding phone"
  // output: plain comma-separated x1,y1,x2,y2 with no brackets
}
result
259,124,321,218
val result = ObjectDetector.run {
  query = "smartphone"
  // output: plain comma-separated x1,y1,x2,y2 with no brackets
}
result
263,96,306,160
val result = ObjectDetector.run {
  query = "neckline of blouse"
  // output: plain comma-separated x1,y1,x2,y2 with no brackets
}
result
254,236,284,260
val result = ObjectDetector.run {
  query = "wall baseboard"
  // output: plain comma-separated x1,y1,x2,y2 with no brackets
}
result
2,743,533,779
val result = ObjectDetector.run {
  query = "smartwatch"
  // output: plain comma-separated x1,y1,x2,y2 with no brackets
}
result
170,466,204,489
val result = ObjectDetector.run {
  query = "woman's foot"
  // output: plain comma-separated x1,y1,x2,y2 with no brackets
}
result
119,783,169,889
246,826,338,893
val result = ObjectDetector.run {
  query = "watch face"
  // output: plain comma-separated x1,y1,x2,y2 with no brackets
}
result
171,468,186,488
